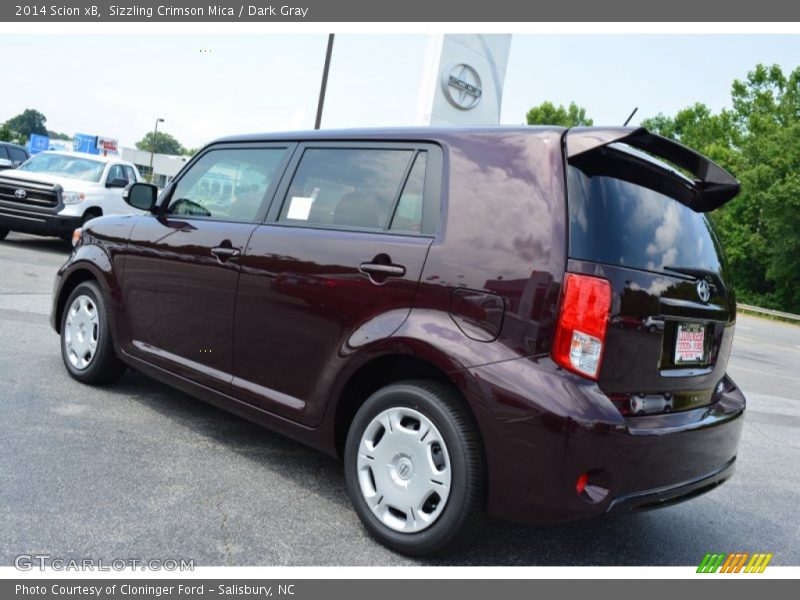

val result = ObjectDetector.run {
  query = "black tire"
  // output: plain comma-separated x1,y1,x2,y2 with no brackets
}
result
344,380,486,556
0,227,9,241
60,281,126,385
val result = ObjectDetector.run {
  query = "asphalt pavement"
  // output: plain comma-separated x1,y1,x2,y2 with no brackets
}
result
1,232,798,566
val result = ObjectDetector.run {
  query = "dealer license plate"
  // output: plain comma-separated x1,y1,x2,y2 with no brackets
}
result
675,323,706,364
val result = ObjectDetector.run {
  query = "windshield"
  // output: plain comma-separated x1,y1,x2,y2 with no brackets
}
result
18,153,106,182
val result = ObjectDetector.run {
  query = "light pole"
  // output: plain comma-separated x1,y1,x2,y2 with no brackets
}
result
148,118,164,184
314,34,334,130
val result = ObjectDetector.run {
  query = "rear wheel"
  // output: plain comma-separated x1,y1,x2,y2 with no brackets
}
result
60,281,126,384
344,380,485,556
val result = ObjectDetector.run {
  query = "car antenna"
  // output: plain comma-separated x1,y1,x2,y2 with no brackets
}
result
623,107,638,126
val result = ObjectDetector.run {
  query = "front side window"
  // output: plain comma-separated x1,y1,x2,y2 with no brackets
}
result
123,165,137,183
167,148,287,222
107,165,125,182
18,153,106,182
279,148,414,230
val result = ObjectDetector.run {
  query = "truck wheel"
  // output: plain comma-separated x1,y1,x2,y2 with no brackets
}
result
344,380,486,556
60,281,126,385
81,209,102,225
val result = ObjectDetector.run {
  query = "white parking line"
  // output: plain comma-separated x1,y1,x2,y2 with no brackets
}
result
728,364,800,384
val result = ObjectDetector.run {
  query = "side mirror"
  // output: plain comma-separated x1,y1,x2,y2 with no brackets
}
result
0,158,12,169
106,177,129,189
123,182,158,212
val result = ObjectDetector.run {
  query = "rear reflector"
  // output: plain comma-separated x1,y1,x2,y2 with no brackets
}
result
552,273,612,380
576,472,589,495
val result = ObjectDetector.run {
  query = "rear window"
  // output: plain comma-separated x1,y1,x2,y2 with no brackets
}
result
567,164,723,274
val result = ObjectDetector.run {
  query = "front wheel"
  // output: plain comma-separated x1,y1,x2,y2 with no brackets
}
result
344,380,486,556
60,281,126,384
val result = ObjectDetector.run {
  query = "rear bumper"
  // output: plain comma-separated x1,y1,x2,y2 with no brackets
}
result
0,206,80,236
459,356,745,523
607,456,735,514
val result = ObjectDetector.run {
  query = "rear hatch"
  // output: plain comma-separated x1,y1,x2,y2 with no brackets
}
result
565,128,740,415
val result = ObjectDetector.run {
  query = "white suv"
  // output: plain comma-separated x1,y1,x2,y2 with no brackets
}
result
0,151,143,241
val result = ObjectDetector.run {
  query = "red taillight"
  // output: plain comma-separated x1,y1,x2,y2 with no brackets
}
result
552,273,611,380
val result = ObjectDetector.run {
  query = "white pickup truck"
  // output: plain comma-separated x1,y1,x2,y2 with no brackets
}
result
0,151,144,241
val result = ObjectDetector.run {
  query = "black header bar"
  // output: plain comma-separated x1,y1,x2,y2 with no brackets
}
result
2,0,799,22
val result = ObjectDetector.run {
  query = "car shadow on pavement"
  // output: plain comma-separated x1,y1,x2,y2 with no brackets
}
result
100,367,731,567
3,233,72,255
105,368,352,511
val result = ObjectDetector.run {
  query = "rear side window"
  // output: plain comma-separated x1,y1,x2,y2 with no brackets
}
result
567,164,723,274
123,165,137,183
9,148,27,163
0,147,8,160
279,148,414,230
390,152,427,233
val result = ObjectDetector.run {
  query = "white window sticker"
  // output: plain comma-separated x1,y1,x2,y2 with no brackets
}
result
286,196,314,220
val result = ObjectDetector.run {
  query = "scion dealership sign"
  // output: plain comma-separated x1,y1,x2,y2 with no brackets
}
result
442,63,483,110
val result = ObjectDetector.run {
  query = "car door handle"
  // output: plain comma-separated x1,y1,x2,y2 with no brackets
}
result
211,246,241,261
359,262,406,277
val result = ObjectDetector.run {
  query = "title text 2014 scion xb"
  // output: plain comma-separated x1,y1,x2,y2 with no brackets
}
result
50,126,745,556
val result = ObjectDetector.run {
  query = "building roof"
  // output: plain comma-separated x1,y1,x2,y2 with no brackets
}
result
36,150,134,165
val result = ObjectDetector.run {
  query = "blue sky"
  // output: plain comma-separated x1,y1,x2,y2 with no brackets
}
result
502,35,800,126
0,34,797,148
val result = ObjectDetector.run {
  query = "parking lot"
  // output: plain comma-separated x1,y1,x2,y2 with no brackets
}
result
1,231,798,566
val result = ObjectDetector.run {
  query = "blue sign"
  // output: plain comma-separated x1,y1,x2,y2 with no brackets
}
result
29,134,51,155
72,133,100,155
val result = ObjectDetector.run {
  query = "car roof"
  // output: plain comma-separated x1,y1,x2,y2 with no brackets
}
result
213,125,566,144
35,150,133,166
0,141,27,150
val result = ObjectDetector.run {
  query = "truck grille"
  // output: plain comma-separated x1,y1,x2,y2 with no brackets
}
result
0,177,60,209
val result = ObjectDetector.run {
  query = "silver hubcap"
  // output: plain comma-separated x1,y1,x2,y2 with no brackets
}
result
357,407,451,533
64,294,99,370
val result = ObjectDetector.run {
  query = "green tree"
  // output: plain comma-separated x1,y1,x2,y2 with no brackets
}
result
135,131,186,156
526,101,593,127
47,130,72,141
642,103,740,168
642,64,800,312
4,109,48,139
0,123,12,142
732,65,800,311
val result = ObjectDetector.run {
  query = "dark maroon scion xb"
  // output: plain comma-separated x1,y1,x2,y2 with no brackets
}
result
50,126,746,555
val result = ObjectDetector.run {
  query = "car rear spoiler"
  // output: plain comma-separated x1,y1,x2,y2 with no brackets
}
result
566,127,740,212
